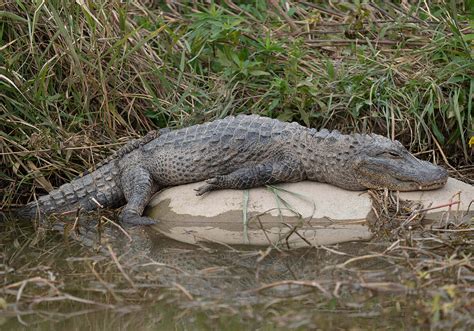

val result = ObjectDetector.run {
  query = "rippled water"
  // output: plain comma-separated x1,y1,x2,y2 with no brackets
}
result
0,217,468,330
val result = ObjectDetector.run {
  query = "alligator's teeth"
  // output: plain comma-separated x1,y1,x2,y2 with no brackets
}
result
419,185,423,190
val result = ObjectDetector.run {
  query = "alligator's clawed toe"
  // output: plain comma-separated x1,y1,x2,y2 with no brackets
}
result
194,185,210,196
206,178,219,185
194,184,214,196
194,177,220,196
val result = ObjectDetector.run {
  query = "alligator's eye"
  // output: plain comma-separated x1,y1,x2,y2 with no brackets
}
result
385,151,401,158
377,151,401,158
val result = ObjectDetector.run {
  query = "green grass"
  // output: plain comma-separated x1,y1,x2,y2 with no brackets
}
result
0,1,473,206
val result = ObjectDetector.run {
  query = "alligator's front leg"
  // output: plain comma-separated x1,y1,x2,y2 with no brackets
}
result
119,166,158,226
195,157,305,195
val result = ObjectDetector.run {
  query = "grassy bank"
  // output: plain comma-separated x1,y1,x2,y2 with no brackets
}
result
1,1,473,203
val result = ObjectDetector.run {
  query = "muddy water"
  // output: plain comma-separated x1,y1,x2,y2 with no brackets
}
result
0,219,461,330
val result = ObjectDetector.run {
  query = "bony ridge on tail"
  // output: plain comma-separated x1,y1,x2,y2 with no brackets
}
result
14,115,448,226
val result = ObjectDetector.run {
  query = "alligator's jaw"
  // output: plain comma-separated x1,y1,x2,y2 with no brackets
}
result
386,175,448,191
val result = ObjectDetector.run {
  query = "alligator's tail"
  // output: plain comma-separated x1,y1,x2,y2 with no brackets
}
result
13,162,125,221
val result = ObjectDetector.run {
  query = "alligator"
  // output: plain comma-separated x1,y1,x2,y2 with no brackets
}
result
15,114,448,226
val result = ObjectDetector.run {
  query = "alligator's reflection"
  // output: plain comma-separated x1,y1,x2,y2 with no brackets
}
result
51,216,394,303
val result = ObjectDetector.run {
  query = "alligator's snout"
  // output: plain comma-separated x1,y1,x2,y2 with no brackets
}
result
413,162,448,190
433,166,448,182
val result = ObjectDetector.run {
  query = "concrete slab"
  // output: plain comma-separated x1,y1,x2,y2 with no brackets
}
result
145,178,473,247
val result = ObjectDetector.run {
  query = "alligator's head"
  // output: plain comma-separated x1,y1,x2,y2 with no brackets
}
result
351,135,448,191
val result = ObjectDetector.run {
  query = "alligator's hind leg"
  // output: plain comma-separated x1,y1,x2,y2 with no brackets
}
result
195,157,305,195
119,167,158,226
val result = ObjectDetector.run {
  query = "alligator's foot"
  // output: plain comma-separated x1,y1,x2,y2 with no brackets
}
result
119,212,157,226
195,178,220,196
